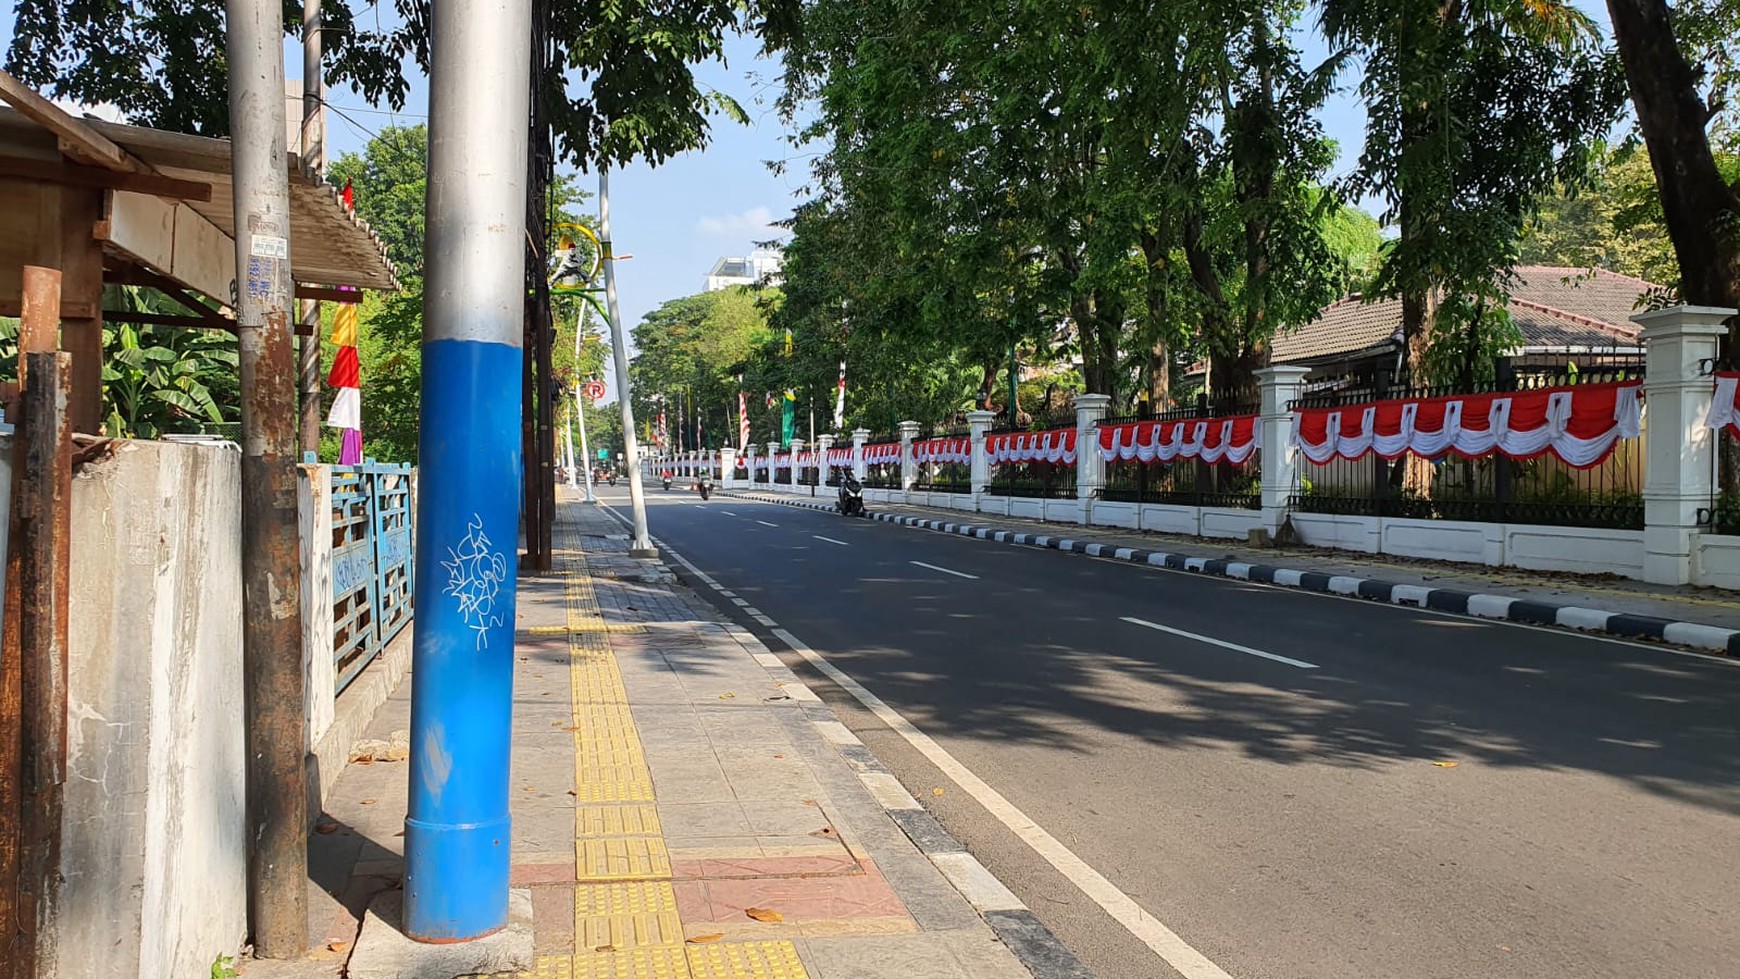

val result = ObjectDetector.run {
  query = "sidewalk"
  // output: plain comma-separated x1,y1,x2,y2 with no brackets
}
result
274,492,1045,979
736,489,1740,652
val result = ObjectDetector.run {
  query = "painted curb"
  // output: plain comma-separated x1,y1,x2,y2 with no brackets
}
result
729,491,1740,656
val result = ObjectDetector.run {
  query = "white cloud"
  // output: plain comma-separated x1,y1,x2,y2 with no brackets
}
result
695,205,787,241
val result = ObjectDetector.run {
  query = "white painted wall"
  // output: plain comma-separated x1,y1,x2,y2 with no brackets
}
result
63,438,247,979
1692,533,1740,590
1290,511,1647,579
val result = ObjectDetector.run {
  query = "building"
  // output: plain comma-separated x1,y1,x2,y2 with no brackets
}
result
704,249,783,291
1271,265,1653,379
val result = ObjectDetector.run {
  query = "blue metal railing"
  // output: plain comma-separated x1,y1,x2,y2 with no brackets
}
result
332,461,415,694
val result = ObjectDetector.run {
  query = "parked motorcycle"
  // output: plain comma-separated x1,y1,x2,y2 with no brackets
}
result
836,472,865,517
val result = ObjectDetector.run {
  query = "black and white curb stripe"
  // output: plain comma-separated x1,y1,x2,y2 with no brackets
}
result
731,491,1740,656
640,519,1096,979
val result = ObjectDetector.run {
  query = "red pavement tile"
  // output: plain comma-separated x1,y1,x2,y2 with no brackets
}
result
699,855,861,880
510,862,576,886
673,880,712,921
681,860,907,923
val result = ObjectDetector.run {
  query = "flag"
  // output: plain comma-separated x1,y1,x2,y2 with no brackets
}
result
765,391,775,409
656,411,668,447
738,391,750,449
833,360,847,429
324,302,363,464
780,389,796,448
782,328,793,357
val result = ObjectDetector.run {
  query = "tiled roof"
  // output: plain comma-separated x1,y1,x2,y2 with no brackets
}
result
1270,266,1652,365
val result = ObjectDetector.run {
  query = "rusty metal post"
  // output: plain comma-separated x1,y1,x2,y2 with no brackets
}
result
227,0,308,957
13,351,72,979
0,266,64,979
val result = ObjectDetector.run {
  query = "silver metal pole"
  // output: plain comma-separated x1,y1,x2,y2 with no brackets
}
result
574,308,595,501
600,167,655,556
563,399,577,487
226,0,307,957
402,0,532,940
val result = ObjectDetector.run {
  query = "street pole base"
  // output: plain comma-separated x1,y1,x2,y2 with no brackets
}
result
629,541,659,559
347,889,533,979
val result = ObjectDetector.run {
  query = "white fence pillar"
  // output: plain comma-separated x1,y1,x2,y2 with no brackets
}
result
1074,394,1111,525
898,420,921,500
719,447,737,488
1255,365,1311,537
767,440,781,490
851,427,870,481
967,410,996,506
817,433,836,489
743,443,756,487
788,437,806,494
1639,305,1735,584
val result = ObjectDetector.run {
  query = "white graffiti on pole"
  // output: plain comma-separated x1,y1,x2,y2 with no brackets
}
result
442,515,510,649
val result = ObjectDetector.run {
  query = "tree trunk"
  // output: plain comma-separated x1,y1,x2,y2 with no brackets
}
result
1606,0,1740,325
1138,229,1172,411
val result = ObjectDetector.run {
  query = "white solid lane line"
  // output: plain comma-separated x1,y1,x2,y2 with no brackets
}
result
764,624,1236,979
910,560,978,580
813,535,850,546
1121,616,1319,669
755,519,779,527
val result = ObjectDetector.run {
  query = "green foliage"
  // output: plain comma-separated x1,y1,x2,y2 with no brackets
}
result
210,953,239,979
630,288,778,447
6,0,799,168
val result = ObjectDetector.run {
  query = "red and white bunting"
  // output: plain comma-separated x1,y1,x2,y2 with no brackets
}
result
864,443,901,465
826,447,852,466
1292,380,1642,469
774,453,792,469
1706,372,1740,438
913,437,971,464
985,428,1078,466
1097,415,1261,466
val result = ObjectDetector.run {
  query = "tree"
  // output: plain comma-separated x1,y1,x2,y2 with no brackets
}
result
1323,0,1628,384
7,0,798,168
1605,0,1740,322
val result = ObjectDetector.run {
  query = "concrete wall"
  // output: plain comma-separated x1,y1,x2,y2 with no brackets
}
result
62,438,247,979
1692,533,1740,590
1289,512,1647,579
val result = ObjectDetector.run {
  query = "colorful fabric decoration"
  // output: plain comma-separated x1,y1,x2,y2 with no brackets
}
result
985,428,1079,466
324,302,363,463
1291,381,1642,469
1097,415,1261,466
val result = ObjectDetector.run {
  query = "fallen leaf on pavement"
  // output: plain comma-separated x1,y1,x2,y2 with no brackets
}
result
687,934,725,944
594,944,616,952
719,692,736,699
327,941,350,954
745,907,783,923
1433,761,1459,768
933,788,945,796
314,817,339,835
360,798,376,806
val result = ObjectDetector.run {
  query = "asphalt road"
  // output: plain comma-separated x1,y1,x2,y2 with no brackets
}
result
604,485,1740,979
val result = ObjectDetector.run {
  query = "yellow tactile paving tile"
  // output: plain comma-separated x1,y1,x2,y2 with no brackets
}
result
685,941,808,979
572,778,657,803
577,804,664,838
571,946,690,979
578,837,672,881
574,881,683,949
574,741,647,769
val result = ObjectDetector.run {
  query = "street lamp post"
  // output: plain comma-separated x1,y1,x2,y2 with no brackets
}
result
599,167,655,557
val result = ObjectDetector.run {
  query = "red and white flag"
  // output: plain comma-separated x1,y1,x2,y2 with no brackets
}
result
738,391,750,449
833,360,847,429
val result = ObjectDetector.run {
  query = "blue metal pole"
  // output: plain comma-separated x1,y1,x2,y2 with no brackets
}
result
403,0,532,942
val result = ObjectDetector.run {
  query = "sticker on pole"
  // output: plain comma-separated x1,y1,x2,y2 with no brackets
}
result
250,233,289,259
583,381,607,401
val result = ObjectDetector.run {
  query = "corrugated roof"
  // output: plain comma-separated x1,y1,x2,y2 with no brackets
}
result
1270,266,1651,365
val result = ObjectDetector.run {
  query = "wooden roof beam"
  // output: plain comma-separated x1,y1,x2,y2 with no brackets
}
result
0,69,138,172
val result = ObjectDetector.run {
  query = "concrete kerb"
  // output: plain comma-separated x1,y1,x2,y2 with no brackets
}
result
595,502,1095,979
726,491,1740,657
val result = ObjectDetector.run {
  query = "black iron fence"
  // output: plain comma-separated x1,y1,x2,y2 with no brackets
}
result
987,461,1076,498
754,466,770,484
774,464,792,485
912,461,971,494
862,462,901,489
1100,459,1260,509
1289,354,1647,529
